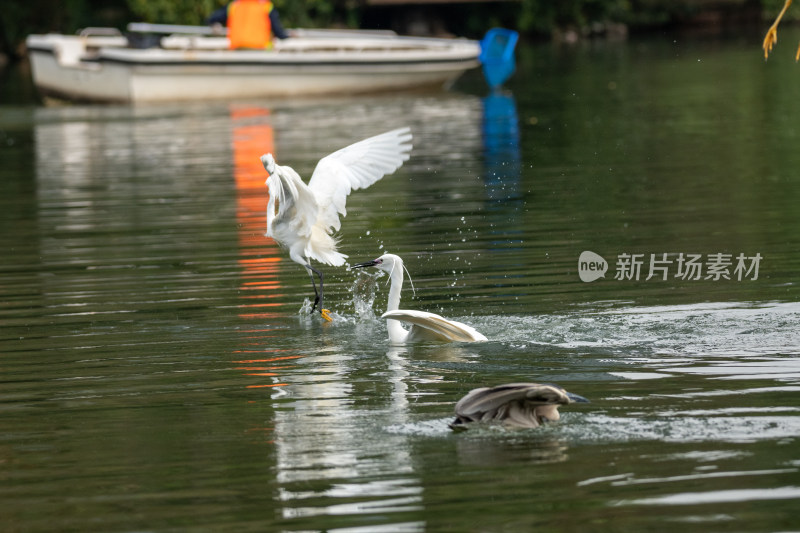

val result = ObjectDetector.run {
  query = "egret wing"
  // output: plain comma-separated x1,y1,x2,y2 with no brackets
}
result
308,127,412,231
453,383,568,427
455,383,567,417
381,309,487,342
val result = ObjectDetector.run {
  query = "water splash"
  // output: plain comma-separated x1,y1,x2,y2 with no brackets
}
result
349,271,382,320
298,298,314,316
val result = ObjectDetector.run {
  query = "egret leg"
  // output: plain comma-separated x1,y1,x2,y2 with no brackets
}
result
304,264,325,313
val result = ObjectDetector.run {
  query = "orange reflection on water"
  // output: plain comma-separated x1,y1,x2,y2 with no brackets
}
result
232,354,303,364
233,105,282,316
231,105,293,391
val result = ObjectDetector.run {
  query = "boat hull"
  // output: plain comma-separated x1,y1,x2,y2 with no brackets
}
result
26,33,481,103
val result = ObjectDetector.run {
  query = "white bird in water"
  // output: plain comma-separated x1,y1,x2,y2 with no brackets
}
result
351,253,487,343
450,382,589,429
260,128,412,320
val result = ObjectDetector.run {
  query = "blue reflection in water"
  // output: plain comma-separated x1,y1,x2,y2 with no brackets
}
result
482,90,521,205
482,90,524,292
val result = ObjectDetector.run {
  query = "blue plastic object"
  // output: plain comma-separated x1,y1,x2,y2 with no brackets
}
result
480,28,519,90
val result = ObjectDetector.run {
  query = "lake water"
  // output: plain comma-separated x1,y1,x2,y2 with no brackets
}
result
2,29,800,532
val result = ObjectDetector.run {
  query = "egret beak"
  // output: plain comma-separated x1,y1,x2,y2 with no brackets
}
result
352,259,380,269
567,392,590,404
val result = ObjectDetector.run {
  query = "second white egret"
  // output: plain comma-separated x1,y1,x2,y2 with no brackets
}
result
260,128,412,319
352,253,487,343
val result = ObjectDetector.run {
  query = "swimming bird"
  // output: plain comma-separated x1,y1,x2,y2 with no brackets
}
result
351,253,487,343
260,128,412,319
449,382,588,429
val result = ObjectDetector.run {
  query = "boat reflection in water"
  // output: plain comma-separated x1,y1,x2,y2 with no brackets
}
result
31,104,240,324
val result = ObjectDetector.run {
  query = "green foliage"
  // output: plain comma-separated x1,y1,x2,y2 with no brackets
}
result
450,0,682,38
272,0,361,29
1,0,788,59
125,0,228,25
123,0,358,29
1,0,127,58
514,0,682,34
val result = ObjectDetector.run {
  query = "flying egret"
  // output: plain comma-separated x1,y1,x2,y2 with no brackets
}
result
260,128,413,319
450,382,589,429
351,253,487,343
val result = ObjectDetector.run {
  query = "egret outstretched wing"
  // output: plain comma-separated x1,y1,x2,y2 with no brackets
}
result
308,127,412,231
381,309,488,343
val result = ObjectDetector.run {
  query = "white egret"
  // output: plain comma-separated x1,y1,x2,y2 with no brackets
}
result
450,382,589,429
260,128,412,319
351,253,487,343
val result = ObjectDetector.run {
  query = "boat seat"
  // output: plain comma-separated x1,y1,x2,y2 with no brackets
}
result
54,39,85,66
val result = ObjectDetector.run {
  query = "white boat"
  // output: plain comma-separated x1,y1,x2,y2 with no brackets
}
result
25,24,483,103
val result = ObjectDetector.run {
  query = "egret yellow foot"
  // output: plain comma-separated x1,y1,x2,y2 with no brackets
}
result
321,309,333,322
763,0,793,60
764,25,779,59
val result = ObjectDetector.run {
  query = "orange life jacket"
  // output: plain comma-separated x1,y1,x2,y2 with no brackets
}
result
227,0,273,50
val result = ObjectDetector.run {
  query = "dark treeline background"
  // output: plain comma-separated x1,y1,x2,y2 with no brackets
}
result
0,0,789,59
